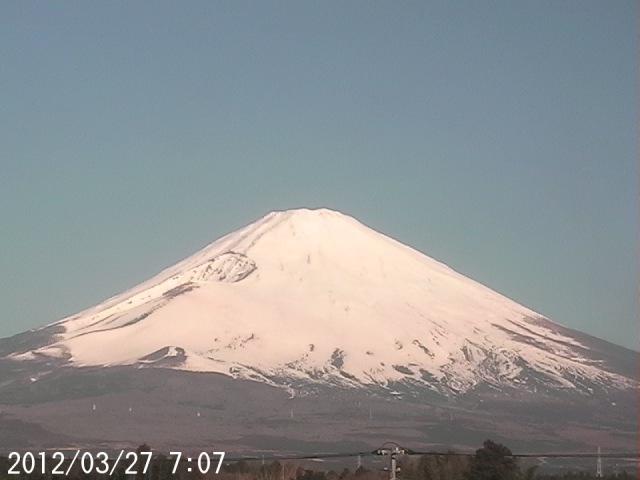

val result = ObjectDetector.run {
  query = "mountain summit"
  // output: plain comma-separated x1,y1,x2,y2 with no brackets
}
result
7,208,634,397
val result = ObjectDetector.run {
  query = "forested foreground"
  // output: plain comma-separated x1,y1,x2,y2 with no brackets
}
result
0,440,636,480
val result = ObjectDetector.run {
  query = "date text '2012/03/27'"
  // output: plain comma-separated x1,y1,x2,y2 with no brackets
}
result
6,450,226,476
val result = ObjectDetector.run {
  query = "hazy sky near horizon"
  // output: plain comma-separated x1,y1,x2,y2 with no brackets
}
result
1,2,637,350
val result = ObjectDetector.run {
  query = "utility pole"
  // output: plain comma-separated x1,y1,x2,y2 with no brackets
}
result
376,446,408,480
390,453,398,480
596,447,602,477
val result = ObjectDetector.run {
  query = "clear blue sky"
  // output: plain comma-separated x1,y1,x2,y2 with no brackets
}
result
1,2,637,350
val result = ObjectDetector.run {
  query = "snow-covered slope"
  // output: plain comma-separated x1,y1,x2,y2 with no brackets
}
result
7,208,635,395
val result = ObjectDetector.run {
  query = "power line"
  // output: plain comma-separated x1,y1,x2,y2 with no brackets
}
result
223,445,638,463
220,443,637,480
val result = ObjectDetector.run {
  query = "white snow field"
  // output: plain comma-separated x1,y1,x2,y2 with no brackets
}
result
16,208,633,394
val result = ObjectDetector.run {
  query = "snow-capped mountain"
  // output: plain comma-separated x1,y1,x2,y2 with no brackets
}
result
5,208,635,397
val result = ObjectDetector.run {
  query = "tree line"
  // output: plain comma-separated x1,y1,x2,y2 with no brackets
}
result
0,440,636,480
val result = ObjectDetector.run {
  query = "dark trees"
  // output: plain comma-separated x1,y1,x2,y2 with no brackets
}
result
466,440,520,480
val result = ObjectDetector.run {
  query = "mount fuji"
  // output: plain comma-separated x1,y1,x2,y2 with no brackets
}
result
0,208,636,452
